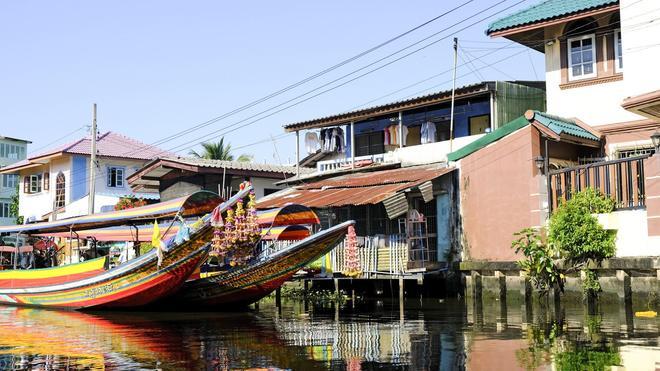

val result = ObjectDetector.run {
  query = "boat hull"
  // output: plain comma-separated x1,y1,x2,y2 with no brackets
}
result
0,227,213,310
171,221,353,308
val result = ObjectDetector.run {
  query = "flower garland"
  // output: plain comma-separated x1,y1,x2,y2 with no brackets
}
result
211,190,261,267
343,224,361,278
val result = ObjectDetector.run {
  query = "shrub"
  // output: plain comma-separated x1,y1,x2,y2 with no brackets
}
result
511,228,562,295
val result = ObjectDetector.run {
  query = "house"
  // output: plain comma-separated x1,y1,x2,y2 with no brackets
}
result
258,80,546,277
486,0,660,156
0,131,169,222
126,156,308,201
0,136,31,226
449,0,659,301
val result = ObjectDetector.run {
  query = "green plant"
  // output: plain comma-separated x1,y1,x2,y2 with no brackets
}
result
549,188,616,265
9,184,23,224
581,268,601,299
511,228,562,295
189,137,252,162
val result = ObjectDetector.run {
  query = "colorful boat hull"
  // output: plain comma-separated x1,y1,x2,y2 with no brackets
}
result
0,226,213,310
170,221,353,308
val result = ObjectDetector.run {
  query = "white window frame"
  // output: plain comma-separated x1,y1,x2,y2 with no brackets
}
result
29,174,42,194
567,34,597,81
107,166,125,188
2,174,18,189
0,202,9,218
614,29,623,73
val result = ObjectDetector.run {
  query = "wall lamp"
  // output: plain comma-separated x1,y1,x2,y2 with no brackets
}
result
534,156,545,170
651,131,660,153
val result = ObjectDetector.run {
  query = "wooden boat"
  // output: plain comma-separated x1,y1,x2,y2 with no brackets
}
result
167,205,354,308
0,190,247,310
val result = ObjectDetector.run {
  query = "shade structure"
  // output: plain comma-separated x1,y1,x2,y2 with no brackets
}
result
256,165,455,209
0,191,222,235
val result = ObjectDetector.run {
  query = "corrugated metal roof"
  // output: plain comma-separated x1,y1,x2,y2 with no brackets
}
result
256,165,454,209
487,0,618,34
160,157,314,175
283,82,494,132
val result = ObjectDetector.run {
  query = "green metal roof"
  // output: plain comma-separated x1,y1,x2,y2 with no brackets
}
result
447,116,529,162
487,0,618,34
447,111,599,161
530,111,599,141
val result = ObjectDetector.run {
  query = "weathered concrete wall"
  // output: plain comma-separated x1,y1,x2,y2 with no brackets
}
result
457,125,542,261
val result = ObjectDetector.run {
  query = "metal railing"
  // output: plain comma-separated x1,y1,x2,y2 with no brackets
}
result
549,155,649,211
316,153,387,172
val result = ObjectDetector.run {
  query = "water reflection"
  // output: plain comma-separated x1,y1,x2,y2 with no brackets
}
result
0,297,656,370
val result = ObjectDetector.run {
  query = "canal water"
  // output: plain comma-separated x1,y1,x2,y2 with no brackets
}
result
0,298,657,370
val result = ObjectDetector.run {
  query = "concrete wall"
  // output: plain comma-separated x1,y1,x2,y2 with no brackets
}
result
596,209,654,257
457,125,542,261
385,135,484,167
644,155,660,250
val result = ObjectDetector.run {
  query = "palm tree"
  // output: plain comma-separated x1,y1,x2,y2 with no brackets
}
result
189,138,253,162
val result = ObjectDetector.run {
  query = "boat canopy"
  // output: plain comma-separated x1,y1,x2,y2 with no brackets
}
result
256,204,320,227
0,191,222,235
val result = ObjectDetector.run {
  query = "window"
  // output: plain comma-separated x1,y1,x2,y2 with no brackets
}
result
107,166,125,188
469,115,490,135
568,34,596,80
0,202,9,218
1,174,18,189
355,132,384,157
614,29,623,72
55,172,66,208
617,147,654,159
29,174,43,193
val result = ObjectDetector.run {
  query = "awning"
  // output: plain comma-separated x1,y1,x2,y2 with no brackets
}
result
256,165,454,209
0,191,222,235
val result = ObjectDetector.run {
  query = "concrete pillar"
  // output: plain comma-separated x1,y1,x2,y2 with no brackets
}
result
334,278,340,296
275,287,281,307
644,156,660,241
495,271,507,331
616,269,632,303
398,277,405,303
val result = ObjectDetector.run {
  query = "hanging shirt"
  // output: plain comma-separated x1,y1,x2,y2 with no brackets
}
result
422,122,437,144
305,132,319,154
401,126,409,146
388,125,398,145
384,128,390,145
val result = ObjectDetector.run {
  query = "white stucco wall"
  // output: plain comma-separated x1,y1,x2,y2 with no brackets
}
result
620,0,660,99
543,24,645,126
596,209,657,257
17,155,152,221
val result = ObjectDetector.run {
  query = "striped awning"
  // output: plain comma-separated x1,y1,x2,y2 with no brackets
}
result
0,191,222,235
256,205,320,227
32,224,181,242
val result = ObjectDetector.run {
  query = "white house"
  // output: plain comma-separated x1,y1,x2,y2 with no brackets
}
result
0,136,31,225
487,0,660,157
0,131,169,222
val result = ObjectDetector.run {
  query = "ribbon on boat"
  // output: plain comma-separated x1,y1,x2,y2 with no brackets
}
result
152,220,165,267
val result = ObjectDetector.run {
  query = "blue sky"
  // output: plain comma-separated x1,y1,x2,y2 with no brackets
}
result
0,0,543,164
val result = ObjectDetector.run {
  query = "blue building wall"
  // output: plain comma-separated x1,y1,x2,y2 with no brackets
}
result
71,155,87,201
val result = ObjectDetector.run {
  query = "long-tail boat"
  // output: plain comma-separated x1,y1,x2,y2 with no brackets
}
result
166,200,354,308
0,189,248,310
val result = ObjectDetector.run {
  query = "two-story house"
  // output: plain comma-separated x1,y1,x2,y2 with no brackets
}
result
0,131,168,222
487,0,660,156
0,136,31,226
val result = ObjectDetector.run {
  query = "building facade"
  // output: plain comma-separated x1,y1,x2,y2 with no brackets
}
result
0,131,168,222
0,136,30,225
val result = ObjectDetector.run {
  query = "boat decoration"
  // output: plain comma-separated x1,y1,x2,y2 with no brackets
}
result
0,189,249,310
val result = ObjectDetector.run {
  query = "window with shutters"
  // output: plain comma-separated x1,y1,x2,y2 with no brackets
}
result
28,174,43,193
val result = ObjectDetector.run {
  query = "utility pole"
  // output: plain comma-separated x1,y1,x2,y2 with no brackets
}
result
449,37,458,153
88,103,97,215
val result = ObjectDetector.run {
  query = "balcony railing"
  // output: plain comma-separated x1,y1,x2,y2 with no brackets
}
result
316,153,386,172
549,155,649,211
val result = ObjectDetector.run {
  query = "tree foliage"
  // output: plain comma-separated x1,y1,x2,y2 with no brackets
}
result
189,137,253,162
9,184,23,224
